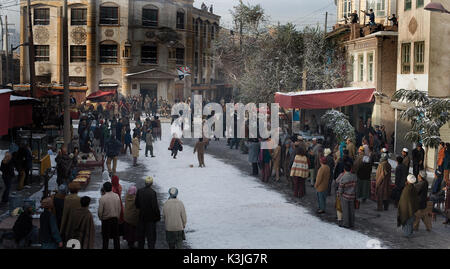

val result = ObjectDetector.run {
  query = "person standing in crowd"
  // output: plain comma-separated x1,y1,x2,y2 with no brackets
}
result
260,141,272,183
290,146,309,198
307,147,316,186
111,176,125,225
13,201,39,247
402,148,411,174
105,134,122,176
132,133,140,167
413,170,432,231
247,139,260,176
375,153,392,211
412,143,425,178
39,197,63,249
124,186,139,249
194,138,207,168
55,146,74,186
136,176,160,249
337,162,357,228
397,175,419,237
163,187,187,249
346,138,356,161
354,148,372,203
70,196,95,249
52,184,67,230
98,181,122,249
324,148,335,196
15,143,32,190
393,156,408,208
437,142,446,171
145,129,155,158
169,134,183,159
124,127,133,155
443,143,450,184
271,141,282,182
60,182,81,243
315,157,330,214
1,152,15,203
155,116,162,140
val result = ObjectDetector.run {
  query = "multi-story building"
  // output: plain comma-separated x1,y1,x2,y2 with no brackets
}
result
327,0,398,145
391,0,450,170
18,0,228,103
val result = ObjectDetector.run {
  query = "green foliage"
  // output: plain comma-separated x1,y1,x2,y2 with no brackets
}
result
392,89,450,148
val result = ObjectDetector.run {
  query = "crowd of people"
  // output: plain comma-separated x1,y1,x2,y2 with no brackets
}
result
243,129,450,234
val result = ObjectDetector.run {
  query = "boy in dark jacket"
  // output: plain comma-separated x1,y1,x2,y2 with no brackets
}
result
413,170,431,231
1,152,15,203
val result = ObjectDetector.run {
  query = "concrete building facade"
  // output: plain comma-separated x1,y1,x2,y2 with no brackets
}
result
392,0,450,170
19,0,224,102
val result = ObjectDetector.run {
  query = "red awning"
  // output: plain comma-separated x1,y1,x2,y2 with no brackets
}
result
0,90,12,136
275,87,376,109
86,90,116,100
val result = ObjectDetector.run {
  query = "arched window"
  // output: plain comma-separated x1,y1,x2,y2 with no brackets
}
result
176,9,185,29
100,41,119,63
100,3,119,25
176,45,185,65
142,5,158,27
203,21,209,38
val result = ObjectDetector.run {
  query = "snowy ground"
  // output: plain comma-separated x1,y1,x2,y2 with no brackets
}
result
138,123,381,249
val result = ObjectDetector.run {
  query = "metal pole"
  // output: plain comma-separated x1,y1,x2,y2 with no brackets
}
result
5,15,9,87
63,0,71,147
394,108,397,154
27,0,36,97
324,12,328,34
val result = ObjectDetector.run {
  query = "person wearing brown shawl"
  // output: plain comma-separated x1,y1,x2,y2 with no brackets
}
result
60,182,81,242
70,196,95,249
397,175,419,237
124,185,139,249
375,154,392,211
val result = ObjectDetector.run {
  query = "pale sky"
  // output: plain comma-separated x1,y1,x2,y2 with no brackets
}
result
1,0,337,32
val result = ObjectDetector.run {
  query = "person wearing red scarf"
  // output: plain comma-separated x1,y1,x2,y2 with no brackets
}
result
111,176,124,223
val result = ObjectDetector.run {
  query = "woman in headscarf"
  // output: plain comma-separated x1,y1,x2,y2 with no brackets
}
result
123,185,139,248
111,175,124,224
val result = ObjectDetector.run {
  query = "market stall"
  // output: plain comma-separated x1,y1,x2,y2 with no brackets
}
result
17,131,51,177
0,89,12,136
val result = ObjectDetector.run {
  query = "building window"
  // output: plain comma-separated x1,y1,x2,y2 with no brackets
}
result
35,45,50,61
211,25,215,40
416,0,424,8
141,45,157,64
350,56,355,82
405,0,412,10
358,54,364,81
414,41,424,73
100,6,119,25
401,43,411,74
176,10,185,29
366,0,385,17
71,8,87,25
176,48,185,65
202,53,206,68
70,45,86,62
341,0,352,20
100,44,118,63
195,20,199,36
34,8,50,25
142,7,158,27
202,23,207,38
367,53,374,82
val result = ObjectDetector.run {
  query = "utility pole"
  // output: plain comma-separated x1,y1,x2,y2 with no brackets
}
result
27,0,36,97
63,0,71,146
324,12,328,34
5,15,9,87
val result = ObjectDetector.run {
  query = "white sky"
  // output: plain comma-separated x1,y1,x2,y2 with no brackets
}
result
0,0,337,32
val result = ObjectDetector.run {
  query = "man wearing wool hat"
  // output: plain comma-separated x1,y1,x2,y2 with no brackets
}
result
401,148,411,173
163,187,187,249
413,170,432,231
135,176,160,249
397,174,419,237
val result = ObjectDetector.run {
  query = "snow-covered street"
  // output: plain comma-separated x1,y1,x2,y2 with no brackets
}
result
139,123,379,249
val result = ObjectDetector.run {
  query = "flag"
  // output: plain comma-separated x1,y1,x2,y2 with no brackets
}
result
177,66,191,80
